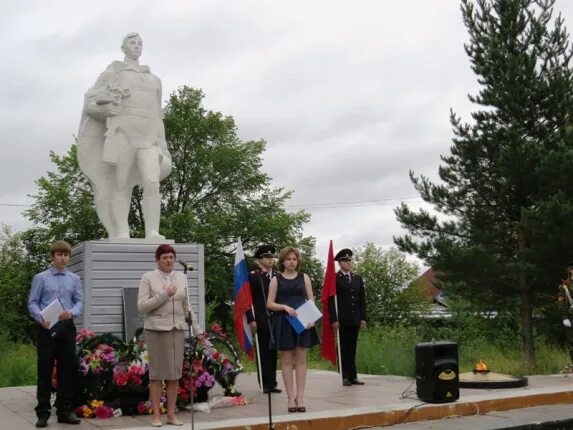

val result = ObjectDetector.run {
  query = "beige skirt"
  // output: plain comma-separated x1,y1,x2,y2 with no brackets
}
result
145,329,185,380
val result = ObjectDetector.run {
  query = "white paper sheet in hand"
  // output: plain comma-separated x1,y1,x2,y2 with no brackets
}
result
39,298,65,329
286,300,322,334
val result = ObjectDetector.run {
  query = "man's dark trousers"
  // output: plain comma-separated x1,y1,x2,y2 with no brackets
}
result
35,320,77,420
339,325,360,380
256,328,278,389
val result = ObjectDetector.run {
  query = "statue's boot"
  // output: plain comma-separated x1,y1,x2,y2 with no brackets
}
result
142,197,165,239
110,197,131,239
95,196,115,238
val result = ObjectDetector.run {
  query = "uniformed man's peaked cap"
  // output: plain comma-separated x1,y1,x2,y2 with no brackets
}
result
334,248,353,262
255,245,276,259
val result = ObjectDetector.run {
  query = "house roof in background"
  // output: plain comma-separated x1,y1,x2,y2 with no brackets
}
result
416,267,443,301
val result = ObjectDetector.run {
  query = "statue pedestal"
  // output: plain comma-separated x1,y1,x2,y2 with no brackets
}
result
102,238,175,244
68,241,205,339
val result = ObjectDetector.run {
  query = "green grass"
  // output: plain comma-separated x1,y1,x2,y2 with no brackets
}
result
355,325,418,376
457,339,568,376
2,325,569,388
0,343,37,387
239,325,570,377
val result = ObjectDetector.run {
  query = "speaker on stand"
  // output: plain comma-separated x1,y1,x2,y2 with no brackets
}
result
415,341,459,403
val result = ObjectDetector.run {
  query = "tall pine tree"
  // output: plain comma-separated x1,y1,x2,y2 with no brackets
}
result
395,0,573,366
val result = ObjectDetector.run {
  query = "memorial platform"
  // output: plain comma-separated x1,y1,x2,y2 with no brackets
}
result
1,370,573,429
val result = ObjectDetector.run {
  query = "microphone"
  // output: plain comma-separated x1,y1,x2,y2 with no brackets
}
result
178,260,194,273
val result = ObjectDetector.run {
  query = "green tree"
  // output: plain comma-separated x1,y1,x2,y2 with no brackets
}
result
24,86,316,332
394,0,573,366
0,226,38,342
25,146,106,244
352,244,424,325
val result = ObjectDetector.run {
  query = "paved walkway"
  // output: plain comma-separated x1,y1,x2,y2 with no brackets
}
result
375,404,573,429
2,371,573,429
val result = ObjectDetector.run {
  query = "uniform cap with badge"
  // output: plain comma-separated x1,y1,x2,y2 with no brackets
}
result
334,248,353,262
255,244,277,259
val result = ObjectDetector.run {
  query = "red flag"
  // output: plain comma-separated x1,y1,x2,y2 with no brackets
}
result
321,240,337,365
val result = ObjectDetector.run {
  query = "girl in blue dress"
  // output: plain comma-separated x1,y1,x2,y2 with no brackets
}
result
267,246,320,413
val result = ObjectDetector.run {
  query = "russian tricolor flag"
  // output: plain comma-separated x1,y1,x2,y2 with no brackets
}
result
233,238,254,359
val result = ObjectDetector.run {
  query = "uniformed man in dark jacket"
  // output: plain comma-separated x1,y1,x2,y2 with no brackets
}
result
246,245,281,393
328,248,366,386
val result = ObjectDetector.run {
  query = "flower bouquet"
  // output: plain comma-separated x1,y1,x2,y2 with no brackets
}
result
198,325,243,396
176,324,244,409
76,333,124,402
74,399,121,419
113,333,149,394
136,397,167,416
71,325,244,416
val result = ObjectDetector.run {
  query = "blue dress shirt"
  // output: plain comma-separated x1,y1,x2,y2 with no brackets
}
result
28,267,84,323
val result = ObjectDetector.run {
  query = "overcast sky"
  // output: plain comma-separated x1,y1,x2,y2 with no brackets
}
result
2,0,573,263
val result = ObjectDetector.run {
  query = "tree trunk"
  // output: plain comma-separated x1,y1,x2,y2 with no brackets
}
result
519,285,535,368
518,220,535,368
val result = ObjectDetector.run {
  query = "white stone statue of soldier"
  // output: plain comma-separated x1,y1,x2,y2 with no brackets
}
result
77,32,172,240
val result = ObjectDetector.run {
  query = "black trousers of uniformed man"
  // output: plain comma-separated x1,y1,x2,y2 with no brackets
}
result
566,325,573,363
339,325,360,380
255,328,278,389
35,320,77,420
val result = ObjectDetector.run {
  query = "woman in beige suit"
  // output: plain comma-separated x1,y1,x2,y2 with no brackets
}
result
138,244,201,427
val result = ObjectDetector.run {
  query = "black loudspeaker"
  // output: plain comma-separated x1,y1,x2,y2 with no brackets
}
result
415,341,459,403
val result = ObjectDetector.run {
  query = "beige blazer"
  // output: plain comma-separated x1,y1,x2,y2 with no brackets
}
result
137,270,201,334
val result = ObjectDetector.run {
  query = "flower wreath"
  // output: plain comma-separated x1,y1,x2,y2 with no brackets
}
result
70,325,245,416
75,332,124,402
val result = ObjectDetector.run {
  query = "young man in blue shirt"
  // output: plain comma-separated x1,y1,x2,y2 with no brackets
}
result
28,241,84,428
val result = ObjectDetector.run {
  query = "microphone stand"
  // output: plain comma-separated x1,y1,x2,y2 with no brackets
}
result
181,261,196,430
256,268,274,430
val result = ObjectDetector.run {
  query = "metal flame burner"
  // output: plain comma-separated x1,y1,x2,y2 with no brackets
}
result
459,370,528,389
459,360,528,388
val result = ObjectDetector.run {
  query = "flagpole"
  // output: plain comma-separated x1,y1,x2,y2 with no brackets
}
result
334,295,343,383
251,304,264,392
